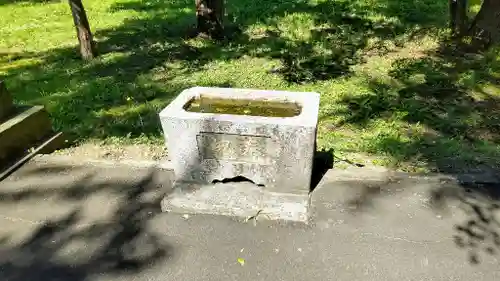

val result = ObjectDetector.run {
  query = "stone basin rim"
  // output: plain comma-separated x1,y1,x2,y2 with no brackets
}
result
159,87,320,127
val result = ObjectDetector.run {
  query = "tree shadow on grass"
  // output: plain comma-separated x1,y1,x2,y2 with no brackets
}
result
335,47,500,174
0,164,174,280
1,0,448,142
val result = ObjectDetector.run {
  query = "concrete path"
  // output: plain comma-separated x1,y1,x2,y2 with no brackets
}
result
0,157,499,280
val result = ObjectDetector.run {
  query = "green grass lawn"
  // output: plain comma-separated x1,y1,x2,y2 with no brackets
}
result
1,0,499,173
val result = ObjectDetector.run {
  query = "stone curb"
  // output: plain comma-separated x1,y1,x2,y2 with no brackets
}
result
30,154,174,170
325,166,500,185
10,155,499,225
29,154,500,185
23,155,312,223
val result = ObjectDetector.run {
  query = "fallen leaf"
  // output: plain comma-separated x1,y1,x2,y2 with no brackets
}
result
237,258,245,266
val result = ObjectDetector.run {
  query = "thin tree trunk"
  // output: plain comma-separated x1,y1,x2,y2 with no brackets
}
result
449,0,468,35
68,0,96,60
195,0,224,39
468,0,500,48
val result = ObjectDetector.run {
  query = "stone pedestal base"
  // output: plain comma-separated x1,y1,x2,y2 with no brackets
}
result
161,181,310,223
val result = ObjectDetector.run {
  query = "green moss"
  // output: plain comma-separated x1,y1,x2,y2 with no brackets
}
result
184,96,301,117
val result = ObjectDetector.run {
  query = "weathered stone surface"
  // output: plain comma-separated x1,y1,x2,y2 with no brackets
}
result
0,81,13,121
0,105,52,161
161,181,310,222
159,87,320,195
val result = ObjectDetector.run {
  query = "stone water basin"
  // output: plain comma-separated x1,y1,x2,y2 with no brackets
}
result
159,87,320,195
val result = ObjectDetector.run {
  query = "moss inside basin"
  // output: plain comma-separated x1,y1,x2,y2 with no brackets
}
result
184,95,302,117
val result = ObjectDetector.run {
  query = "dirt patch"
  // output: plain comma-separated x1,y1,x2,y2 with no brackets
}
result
52,142,168,162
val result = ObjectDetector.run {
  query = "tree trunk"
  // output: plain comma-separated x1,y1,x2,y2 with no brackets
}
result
449,0,468,35
468,0,500,48
195,0,224,39
68,0,96,60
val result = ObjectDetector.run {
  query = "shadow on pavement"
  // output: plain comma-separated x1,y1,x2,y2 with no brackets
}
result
0,163,174,281
330,171,500,265
430,181,500,265
310,149,334,192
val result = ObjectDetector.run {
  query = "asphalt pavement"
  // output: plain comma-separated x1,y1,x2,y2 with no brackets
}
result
0,156,498,281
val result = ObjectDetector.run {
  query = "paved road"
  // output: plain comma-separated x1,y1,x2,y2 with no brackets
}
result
0,158,499,280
